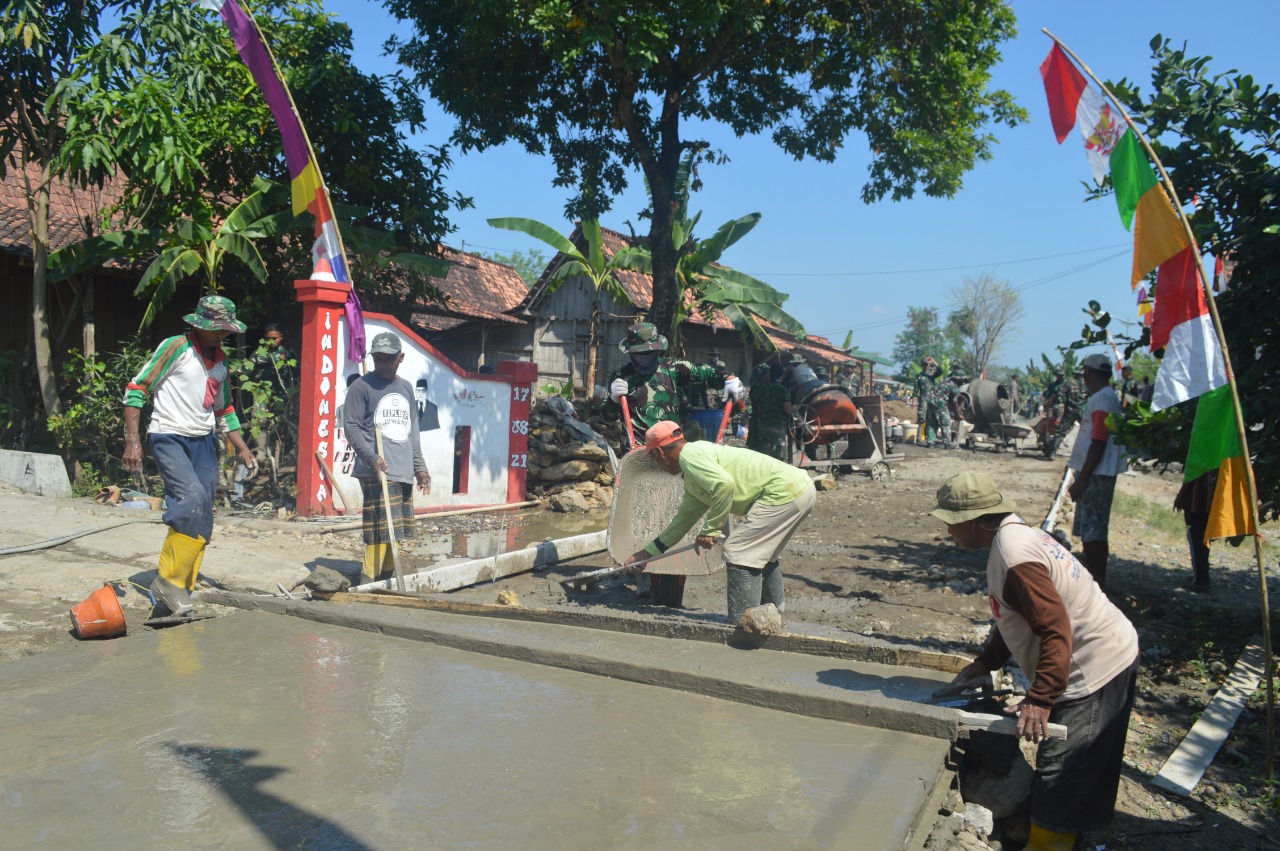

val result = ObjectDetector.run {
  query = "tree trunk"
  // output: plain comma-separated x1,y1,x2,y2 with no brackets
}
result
644,142,682,344
30,176,62,420
81,271,95,359
586,301,600,392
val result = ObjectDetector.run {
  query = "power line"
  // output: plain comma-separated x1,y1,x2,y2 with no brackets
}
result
743,242,1130,278
810,250,1129,339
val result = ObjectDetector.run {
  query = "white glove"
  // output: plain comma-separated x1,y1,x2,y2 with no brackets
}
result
609,378,630,403
723,375,743,401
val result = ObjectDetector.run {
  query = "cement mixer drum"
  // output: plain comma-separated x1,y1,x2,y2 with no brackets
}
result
965,379,1014,428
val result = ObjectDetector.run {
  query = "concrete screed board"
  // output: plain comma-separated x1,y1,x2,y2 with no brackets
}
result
0,610,949,849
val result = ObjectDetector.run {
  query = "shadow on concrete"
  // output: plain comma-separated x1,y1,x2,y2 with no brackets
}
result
166,742,372,850
815,667,945,701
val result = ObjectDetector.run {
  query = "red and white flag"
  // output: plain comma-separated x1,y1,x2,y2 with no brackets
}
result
1040,44,1127,184
1149,246,1226,411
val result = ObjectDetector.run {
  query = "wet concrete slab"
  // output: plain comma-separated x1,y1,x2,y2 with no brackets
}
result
0,611,950,849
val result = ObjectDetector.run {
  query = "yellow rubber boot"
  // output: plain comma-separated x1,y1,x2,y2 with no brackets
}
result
362,544,390,582
152,530,206,616
186,538,207,591
1026,824,1076,851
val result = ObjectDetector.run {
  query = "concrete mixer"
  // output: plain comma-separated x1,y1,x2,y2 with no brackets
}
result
954,378,1035,454
781,369,900,478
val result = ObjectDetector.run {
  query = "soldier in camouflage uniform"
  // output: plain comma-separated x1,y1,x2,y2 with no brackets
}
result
745,362,793,462
1053,373,1085,450
600,322,731,605
914,357,954,448
600,322,730,442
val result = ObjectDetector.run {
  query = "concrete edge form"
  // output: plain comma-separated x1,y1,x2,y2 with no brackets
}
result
323,590,972,674
1153,637,1266,796
348,530,608,593
199,590,964,743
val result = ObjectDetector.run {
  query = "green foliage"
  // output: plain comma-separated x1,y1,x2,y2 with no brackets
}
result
1103,40,1280,517
539,379,575,399
130,178,296,329
386,0,1023,338
43,0,467,327
480,248,548,286
47,339,152,483
227,340,298,475
489,217,636,308
892,306,966,380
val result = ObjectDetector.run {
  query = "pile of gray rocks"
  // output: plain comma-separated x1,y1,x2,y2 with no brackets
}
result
525,397,618,513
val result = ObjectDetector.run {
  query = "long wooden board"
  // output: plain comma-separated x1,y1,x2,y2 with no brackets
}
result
1153,638,1265,797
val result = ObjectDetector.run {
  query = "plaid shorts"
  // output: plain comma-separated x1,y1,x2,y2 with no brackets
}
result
1072,474,1116,543
359,478,415,545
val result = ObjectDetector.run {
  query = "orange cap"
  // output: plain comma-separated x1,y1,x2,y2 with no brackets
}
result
641,421,684,456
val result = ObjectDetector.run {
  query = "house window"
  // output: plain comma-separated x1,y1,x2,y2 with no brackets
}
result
453,426,471,495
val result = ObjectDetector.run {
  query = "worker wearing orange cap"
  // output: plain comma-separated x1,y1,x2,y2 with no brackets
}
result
623,421,817,623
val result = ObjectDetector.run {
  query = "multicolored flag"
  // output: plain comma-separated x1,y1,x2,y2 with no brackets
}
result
1040,44,1126,184
1184,385,1255,543
1149,246,1226,411
199,0,366,361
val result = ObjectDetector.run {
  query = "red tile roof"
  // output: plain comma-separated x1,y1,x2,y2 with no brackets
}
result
0,148,128,258
405,246,528,328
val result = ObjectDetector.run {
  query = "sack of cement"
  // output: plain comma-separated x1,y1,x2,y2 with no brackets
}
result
606,449,726,576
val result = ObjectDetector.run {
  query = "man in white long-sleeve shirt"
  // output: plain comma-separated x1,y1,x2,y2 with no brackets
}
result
623,421,817,622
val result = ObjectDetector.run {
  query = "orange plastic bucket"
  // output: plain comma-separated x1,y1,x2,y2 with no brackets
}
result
70,583,127,639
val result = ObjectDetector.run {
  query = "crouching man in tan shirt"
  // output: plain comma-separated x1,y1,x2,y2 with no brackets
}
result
932,471,1139,851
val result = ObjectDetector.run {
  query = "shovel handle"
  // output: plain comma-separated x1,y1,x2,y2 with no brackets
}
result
715,399,733,444
373,427,408,594
620,395,636,450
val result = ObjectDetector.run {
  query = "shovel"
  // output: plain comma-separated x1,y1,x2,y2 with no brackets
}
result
373,426,408,594
559,541,705,593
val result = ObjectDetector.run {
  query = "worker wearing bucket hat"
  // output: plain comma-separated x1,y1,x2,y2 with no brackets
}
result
625,421,816,623
122,295,256,616
931,471,1138,851
600,321,735,449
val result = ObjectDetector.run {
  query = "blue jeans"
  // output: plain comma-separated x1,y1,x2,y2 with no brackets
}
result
150,433,219,542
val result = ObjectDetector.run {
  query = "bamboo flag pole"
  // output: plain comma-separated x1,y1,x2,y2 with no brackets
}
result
239,1,355,276
1043,28,1274,785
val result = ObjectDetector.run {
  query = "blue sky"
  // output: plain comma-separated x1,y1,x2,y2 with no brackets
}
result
321,0,1278,369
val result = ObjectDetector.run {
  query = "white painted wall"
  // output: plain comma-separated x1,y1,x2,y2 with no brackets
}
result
330,315,521,510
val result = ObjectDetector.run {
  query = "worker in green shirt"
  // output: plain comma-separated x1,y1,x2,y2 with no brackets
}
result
623,421,818,622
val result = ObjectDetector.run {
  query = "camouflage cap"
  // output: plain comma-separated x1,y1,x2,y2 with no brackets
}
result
788,352,807,364
619,322,668,354
184,295,246,333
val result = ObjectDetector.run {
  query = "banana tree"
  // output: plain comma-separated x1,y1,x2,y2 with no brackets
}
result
131,178,299,330
621,151,805,352
488,216,636,390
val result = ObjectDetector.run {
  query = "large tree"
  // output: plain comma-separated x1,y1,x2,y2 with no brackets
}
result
891,305,965,380
52,0,465,327
947,272,1023,377
384,0,1024,338
1,1,120,421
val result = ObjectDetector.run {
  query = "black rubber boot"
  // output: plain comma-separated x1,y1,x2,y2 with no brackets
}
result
726,565,763,624
761,561,785,613
650,574,687,607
